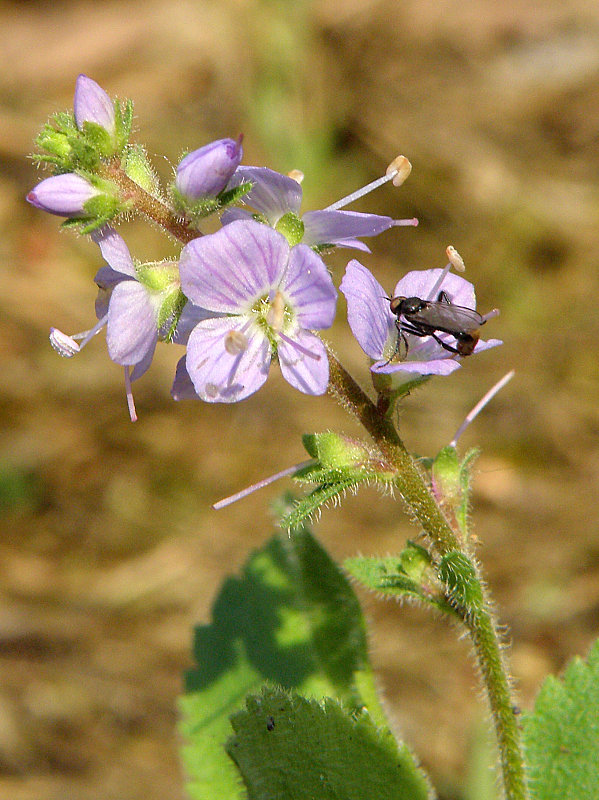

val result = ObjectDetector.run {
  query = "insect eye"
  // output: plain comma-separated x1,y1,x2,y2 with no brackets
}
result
403,297,424,314
389,296,404,315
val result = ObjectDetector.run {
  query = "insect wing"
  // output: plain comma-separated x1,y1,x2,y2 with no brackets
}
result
405,300,483,334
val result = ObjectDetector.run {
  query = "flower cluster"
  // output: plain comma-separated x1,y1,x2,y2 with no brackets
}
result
31,75,500,420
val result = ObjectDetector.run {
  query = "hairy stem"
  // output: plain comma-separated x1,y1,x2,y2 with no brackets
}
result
327,351,528,800
465,606,529,800
99,160,199,243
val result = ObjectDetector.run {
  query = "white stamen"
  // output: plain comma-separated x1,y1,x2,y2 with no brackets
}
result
426,262,452,301
449,371,514,448
287,169,304,184
50,328,81,357
124,366,138,423
49,315,108,357
481,308,500,323
213,459,316,510
325,154,412,211
386,155,412,187
266,291,285,332
446,245,466,272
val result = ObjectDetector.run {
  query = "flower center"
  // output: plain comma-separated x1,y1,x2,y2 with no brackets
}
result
251,290,294,351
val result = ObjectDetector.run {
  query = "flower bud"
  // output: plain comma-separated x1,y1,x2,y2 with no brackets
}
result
73,74,116,136
26,173,101,216
175,137,243,199
302,432,369,471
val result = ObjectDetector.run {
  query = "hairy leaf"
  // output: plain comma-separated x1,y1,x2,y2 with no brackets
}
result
227,687,432,800
523,639,599,800
181,525,420,799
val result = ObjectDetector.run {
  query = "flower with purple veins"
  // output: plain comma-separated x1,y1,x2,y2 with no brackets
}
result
340,259,501,385
174,219,337,403
221,165,416,252
92,226,185,381
50,226,185,421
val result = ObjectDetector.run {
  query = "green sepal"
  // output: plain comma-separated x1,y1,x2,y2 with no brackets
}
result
158,287,187,334
311,242,335,254
282,433,395,530
226,687,432,800
281,478,363,531
300,432,370,473
123,144,161,196
216,181,252,207
113,97,134,152
432,446,479,535
438,551,483,615
171,181,252,222
61,184,125,235
345,543,456,616
78,119,115,158
275,211,305,246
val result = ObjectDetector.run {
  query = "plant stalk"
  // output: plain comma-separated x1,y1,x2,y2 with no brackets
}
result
327,352,529,800
99,161,199,243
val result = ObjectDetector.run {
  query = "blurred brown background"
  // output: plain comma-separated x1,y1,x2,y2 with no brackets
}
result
2,1,599,798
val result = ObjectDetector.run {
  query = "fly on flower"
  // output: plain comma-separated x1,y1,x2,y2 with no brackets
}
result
388,290,488,360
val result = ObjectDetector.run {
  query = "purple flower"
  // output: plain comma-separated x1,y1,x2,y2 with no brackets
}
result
92,226,180,380
340,260,501,382
175,137,243,199
73,74,115,136
175,219,337,403
221,166,405,252
26,173,100,216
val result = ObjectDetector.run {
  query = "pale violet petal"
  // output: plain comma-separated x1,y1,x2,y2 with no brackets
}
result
179,220,290,313
92,226,136,277
393,268,475,307
225,166,302,223
130,339,157,381
280,244,337,330
220,207,255,225
106,281,157,365
171,356,199,400
176,138,242,199
302,209,394,246
74,74,115,134
340,260,393,360
278,331,329,395
373,357,462,376
185,317,270,403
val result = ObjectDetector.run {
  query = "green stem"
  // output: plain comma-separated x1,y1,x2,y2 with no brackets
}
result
465,606,529,800
327,351,528,800
99,160,199,243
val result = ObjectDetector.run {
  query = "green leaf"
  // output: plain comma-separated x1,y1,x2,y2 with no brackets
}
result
345,545,455,615
181,525,415,799
226,686,432,800
523,639,599,800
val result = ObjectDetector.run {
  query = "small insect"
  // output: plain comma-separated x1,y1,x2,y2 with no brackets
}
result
388,290,487,360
